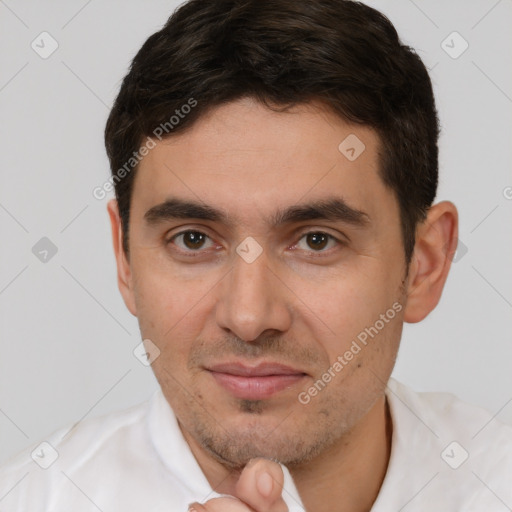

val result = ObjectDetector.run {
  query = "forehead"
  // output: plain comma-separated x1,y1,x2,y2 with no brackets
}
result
132,98,396,227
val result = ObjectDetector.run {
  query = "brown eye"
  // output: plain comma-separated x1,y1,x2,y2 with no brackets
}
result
305,233,329,250
295,232,339,253
171,231,214,252
183,231,206,249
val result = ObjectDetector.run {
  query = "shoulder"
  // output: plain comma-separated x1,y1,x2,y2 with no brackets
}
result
379,379,512,509
388,378,507,426
387,378,512,445
0,394,153,507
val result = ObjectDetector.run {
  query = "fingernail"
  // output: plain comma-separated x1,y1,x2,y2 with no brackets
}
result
216,494,239,500
187,505,198,512
256,470,274,497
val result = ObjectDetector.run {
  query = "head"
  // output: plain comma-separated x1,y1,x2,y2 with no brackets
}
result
105,0,457,469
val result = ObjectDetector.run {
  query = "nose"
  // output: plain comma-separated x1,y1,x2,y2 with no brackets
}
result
215,249,292,342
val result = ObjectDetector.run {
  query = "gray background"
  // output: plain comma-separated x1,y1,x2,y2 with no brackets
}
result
0,0,511,465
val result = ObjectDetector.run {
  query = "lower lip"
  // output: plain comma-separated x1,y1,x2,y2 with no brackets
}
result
209,371,306,400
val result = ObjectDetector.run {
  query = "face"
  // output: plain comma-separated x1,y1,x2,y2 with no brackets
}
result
119,98,408,469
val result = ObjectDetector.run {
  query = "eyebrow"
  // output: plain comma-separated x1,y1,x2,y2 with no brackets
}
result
144,197,370,228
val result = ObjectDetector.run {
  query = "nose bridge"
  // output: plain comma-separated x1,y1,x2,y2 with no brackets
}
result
216,249,291,341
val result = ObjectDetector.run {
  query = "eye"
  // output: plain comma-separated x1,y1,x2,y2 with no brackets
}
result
295,232,339,252
170,230,215,252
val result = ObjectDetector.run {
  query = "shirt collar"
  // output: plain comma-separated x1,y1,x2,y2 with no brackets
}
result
146,378,430,510
146,387,305,509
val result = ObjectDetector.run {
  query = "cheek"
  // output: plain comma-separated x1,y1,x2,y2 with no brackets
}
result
131,247,215,320
296,263,402,358
131,264,212,354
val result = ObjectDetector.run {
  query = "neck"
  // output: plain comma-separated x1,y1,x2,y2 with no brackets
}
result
290,395,392,512
182,395,392,512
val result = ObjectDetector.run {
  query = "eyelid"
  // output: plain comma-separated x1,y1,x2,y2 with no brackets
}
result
165,225,216,242
166,229,220,254
292,230,344,254
295,225,349,244
165,227,347,256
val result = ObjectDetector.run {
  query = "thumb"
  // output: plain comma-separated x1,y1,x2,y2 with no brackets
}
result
234,458,289,512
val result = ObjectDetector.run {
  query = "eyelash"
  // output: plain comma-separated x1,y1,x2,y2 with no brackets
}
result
166,229,344,257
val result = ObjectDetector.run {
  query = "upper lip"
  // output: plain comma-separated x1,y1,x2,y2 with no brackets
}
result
206,361,306,377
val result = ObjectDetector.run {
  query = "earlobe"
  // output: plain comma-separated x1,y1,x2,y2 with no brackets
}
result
403,201,458,323
107,199,137,316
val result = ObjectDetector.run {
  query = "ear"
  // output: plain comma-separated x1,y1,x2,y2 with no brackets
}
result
404,201,458,323
107,199,137,316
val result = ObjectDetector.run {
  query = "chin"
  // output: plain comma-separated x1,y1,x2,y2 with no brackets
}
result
190,412,334,470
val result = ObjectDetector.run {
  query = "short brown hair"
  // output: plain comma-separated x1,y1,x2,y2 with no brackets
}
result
105,0,439,263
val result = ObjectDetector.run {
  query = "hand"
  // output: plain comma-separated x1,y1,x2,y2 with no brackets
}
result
188,458,289,512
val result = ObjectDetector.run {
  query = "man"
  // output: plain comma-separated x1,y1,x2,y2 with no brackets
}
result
1,0,511,510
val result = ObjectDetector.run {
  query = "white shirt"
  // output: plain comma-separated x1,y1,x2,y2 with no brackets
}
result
1,378,511,511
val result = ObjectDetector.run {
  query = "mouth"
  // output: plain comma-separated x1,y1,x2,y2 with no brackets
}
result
205,361,308,400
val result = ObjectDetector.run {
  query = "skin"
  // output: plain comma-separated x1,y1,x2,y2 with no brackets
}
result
108,97,458,512
188,458,288,512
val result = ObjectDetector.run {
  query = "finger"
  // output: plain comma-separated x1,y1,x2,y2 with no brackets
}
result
188,503,208,512
234,458,288,512
189,496,253,512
